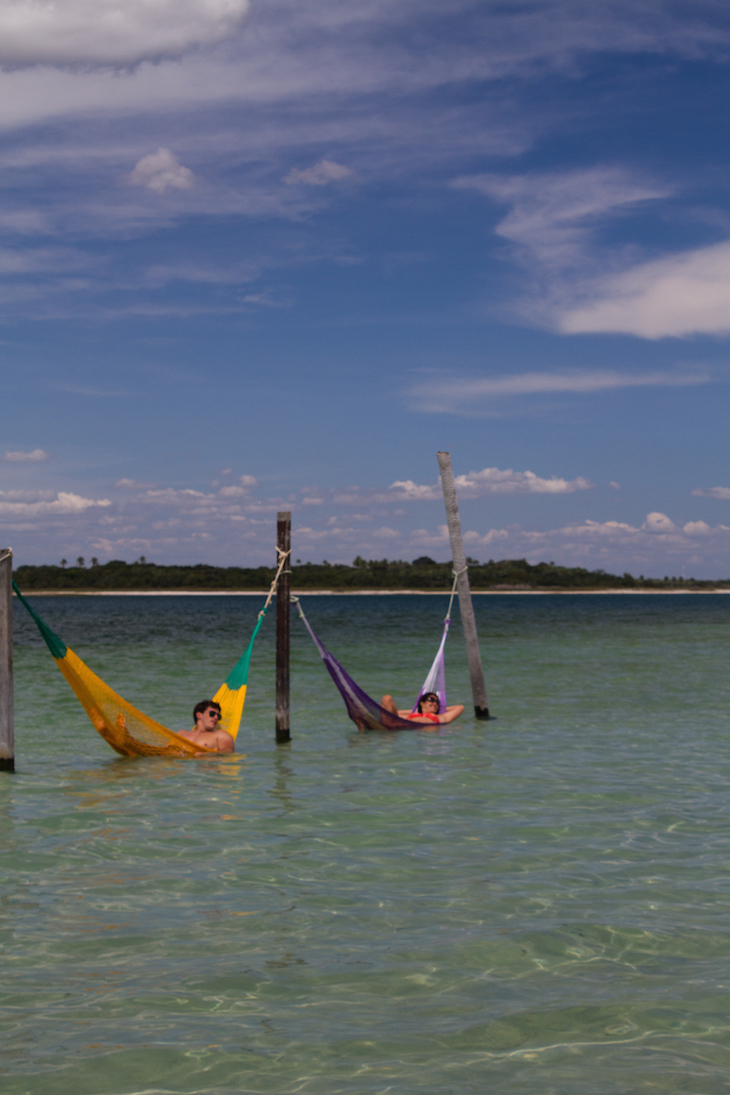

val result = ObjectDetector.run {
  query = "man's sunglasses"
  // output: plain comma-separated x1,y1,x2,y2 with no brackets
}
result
207,709,221,719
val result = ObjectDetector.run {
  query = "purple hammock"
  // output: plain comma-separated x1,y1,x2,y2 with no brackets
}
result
294,587,455,731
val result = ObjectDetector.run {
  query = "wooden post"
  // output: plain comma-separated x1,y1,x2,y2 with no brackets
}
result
275,512,291,744
0,548,14,771
436,453,489,719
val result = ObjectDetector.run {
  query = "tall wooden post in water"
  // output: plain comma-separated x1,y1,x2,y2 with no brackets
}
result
275,512,291,744
0,548,14,771
436,453,489,719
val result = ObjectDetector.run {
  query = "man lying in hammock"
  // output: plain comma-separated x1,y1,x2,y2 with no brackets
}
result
178,700,235,754
380,691,465,726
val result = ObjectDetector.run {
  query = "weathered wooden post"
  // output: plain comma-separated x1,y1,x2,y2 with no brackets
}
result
0,548,14,771
275,512,291,744
436,453,489,719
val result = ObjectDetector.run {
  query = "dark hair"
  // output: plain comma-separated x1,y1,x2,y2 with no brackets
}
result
417,691,440,713
193,699,221,721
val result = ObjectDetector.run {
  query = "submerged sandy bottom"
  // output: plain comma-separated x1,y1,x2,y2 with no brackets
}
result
3,593,730,1094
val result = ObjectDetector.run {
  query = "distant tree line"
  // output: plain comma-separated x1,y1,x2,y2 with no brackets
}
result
11,555,729,592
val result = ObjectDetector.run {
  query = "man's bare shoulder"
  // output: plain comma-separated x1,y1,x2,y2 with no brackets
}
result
213,728,235,753
177,728,200,743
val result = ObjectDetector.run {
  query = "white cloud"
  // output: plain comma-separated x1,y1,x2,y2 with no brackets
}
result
7,470,730,577
642,512,676,533
408,369,708,414
218,485,248,497
2,448,48,462
693,486,730,499
0,0,249,68
134,484,279,518
283,160,355,186
129,148,195,194
560,240,730,338
388,480,441,501
454,467,592,496
0,491,109,516
392,468,592,499
609,481,620,490
404,513,730,575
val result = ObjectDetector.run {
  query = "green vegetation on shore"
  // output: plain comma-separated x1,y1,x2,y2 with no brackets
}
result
12,556,729,592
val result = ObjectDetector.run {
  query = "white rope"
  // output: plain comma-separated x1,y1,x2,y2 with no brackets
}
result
260,547,291,615
290,593,306,620
0,548,12,566
444,568,464,621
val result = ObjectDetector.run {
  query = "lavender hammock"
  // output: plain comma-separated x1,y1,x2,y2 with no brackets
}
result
293,579,457,731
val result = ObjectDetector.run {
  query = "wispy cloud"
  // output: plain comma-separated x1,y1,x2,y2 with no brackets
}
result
692,485,730,499
453,168,666,274
115,479,156,490
408,369,709,415
144,261,261,287
2,449,48,462
453,167,676,330
0,246,92,276
454,167,730,339
0,0,250,68
283,160,355,186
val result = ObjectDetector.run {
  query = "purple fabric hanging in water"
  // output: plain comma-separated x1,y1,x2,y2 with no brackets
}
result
298,611,420,731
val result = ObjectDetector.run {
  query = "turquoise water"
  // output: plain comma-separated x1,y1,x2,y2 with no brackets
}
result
3,592,730,1094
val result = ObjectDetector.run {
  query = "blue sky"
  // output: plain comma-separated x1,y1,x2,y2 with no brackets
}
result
1,0,730,577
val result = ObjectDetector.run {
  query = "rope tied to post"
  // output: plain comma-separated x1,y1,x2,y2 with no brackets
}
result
260,547,291,617
290,592,304,616
444,565,468,623
0,549,12,566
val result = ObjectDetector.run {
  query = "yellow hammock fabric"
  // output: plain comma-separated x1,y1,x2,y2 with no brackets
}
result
13,581,266,757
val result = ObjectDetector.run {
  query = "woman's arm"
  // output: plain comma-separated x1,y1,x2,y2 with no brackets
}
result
437,704,465,724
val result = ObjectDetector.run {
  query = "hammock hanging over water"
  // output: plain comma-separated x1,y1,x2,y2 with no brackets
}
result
13,551,288,757
294,577,457,732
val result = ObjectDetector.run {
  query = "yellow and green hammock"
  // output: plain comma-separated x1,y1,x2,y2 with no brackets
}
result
13,581,270,758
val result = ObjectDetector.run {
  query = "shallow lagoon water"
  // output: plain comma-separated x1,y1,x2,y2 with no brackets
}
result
3,592,730,1094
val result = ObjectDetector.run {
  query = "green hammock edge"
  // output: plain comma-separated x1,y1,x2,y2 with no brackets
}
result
13,578,267,689
223,609,266,690
12,580,68,659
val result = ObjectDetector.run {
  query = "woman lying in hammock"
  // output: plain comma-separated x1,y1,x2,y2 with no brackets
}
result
380,691,465,726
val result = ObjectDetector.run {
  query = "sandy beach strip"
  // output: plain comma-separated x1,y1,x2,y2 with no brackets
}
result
13,587,730,596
